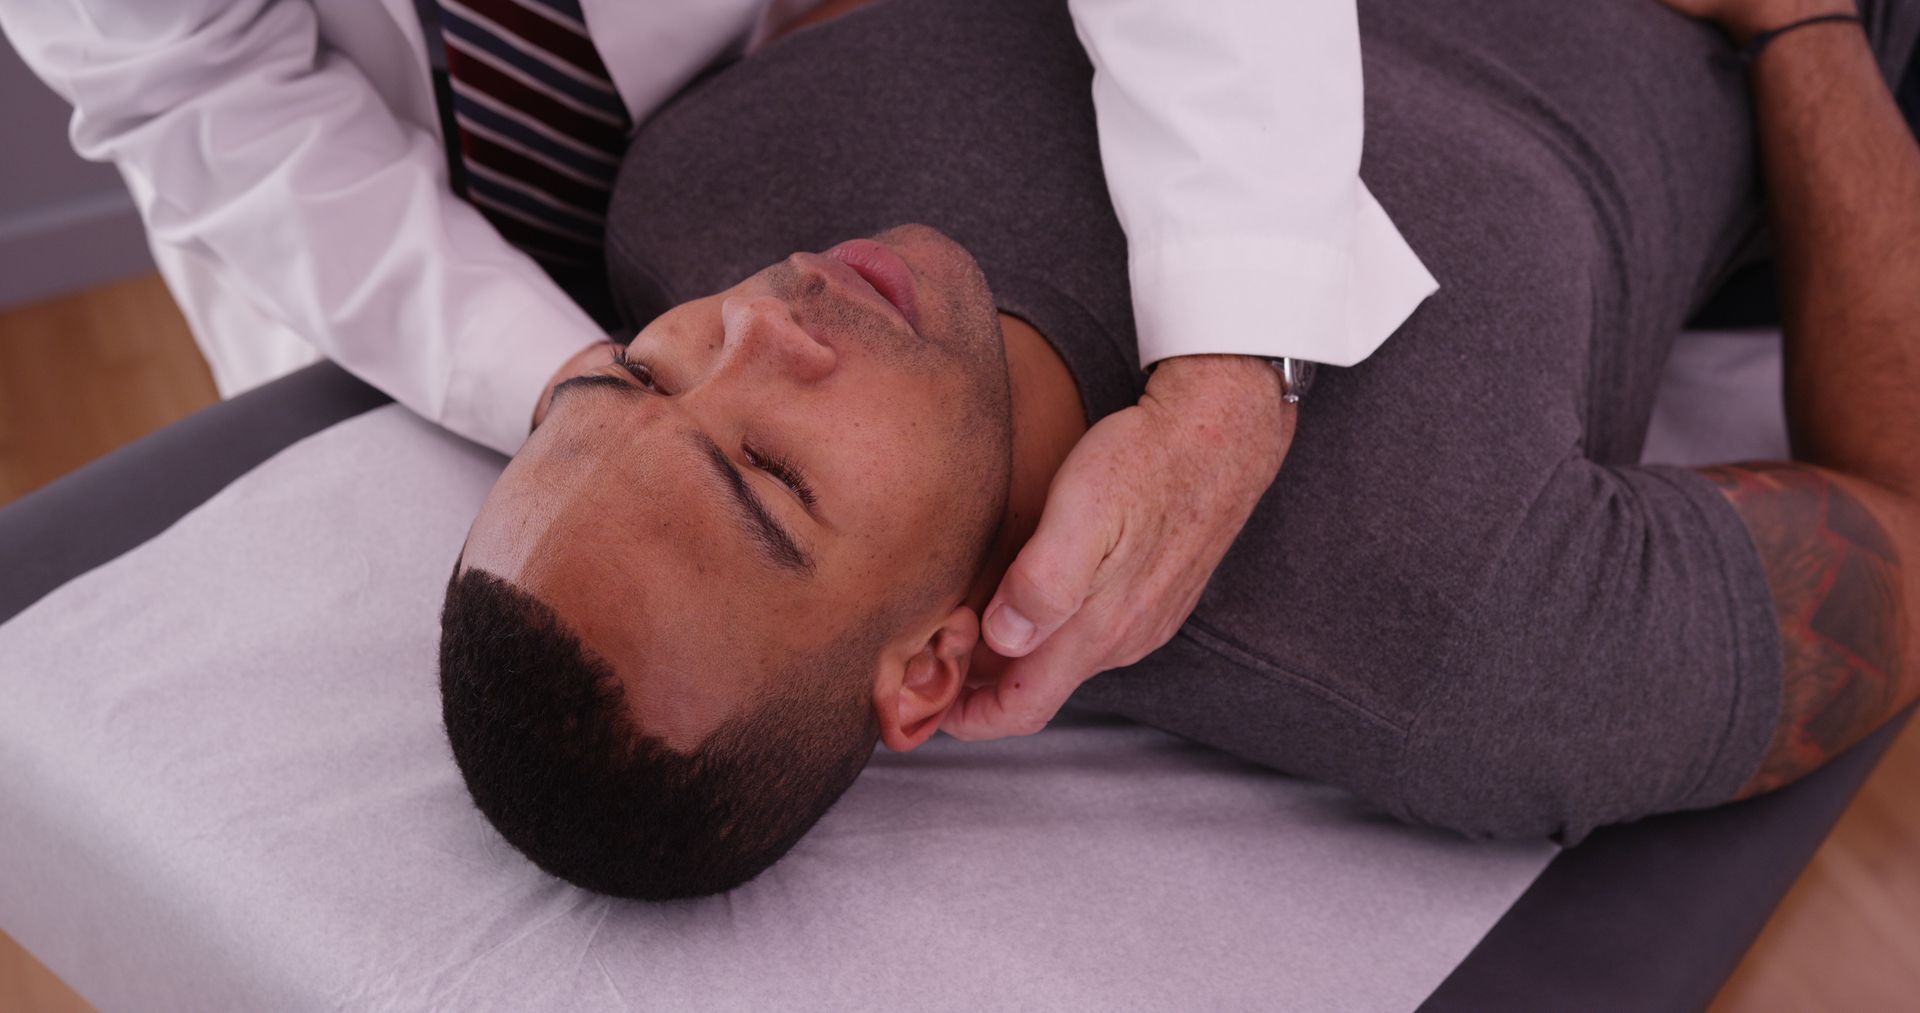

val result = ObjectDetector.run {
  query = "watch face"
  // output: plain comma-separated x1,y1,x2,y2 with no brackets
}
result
1274,357,1315,403
1290,359,1317,402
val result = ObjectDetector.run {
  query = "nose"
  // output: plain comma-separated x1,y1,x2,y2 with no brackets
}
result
719,294,838,385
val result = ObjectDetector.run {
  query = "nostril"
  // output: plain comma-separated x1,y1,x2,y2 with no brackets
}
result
779,252,833,301
721,295,837,381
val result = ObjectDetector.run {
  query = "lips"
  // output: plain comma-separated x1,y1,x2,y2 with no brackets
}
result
823,238,922,333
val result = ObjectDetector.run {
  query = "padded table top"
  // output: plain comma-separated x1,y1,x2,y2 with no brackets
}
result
1,402,1559,1011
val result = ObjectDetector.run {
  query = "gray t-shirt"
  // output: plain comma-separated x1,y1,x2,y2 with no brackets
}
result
602,0,1825,842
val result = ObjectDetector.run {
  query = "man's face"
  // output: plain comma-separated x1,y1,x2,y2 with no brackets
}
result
460,225,1012,747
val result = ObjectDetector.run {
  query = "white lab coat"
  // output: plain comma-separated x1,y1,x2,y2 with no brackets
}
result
2,0,1435,456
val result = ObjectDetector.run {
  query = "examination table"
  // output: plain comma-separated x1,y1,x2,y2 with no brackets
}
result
1,325,1909,1011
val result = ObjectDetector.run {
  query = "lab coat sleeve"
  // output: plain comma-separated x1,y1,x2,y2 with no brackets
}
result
1066,0,1437,369
0,0,601,454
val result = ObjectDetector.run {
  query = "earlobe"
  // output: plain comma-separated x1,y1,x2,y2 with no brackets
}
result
875,607,978,752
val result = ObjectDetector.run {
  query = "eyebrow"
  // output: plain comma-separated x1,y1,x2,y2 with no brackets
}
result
692,432,816,576
548,373,633,412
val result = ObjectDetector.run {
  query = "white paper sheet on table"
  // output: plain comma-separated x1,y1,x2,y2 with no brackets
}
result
1,326,1784,1011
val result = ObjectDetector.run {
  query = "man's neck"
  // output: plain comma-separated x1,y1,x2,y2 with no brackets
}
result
964,313,1087,613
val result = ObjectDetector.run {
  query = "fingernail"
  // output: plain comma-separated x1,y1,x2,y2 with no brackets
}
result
987,604,1035,652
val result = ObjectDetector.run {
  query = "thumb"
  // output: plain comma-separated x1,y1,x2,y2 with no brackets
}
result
984,481,1116,656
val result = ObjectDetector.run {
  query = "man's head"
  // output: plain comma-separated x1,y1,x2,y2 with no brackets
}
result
440,225,1014,898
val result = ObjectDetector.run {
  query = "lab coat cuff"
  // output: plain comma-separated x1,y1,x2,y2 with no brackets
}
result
442,296,605,456
1131,236,1348,369
1131,222,1438,370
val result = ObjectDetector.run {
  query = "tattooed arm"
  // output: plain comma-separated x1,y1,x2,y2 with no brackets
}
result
1705,465,1914,795
1694,8,1920,796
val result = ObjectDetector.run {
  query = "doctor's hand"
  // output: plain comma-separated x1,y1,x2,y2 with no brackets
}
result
532,341,619,430
941,354,1297,740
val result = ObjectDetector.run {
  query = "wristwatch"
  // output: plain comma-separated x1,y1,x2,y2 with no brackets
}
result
1266,357,1317,404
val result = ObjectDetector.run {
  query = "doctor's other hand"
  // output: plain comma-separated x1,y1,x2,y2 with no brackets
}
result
941,354,1296,741
532,341,620,430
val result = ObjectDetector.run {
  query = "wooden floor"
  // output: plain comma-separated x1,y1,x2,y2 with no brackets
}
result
0,274,217,505
0,275,1915,1010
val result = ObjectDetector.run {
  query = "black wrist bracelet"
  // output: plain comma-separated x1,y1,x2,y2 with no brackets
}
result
1737,12,1864,65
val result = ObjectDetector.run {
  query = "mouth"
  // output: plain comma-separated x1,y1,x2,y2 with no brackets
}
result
822,238,923,334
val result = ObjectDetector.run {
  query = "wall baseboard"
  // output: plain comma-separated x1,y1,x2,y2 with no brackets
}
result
0,190,156,309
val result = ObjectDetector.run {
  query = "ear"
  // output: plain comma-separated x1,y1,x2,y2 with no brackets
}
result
873,606,978,752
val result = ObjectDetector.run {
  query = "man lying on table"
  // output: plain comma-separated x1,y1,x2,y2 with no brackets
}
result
440,0,1920,899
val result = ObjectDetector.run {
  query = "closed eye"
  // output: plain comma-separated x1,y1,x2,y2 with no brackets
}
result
745,443,817,510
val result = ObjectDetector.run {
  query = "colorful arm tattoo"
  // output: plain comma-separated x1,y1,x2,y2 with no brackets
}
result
1701,463,1911,797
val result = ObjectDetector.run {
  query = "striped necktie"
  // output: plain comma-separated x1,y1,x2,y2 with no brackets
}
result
437,0,631,323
